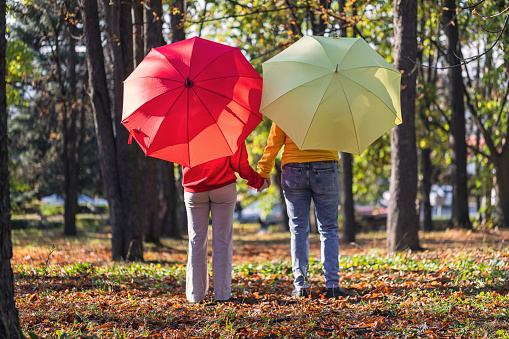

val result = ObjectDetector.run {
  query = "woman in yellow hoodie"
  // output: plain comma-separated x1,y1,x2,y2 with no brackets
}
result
258,122,347,299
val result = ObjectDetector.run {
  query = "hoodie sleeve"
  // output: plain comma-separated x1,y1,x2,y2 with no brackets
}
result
229,142,264,189
257,122,285,178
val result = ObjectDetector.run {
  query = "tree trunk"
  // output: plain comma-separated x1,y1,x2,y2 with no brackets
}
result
444,0,471,229
417,7,437,232
176,165,188,234
275,160,289,231
420,148,433,231
170,0,186,43
309,200,318,234
132,0,144,66
139,0,163,244
338,0,356,243
159,0,188,239
387,0,420,252
0,0,25,334
341,153,356,242
64,1,79,236
159,163,179,237
108,0,143,259
493,154,509,228
82,0,135,261
310,0,328,36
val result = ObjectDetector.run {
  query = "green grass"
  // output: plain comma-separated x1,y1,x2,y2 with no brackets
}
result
11,223,509,338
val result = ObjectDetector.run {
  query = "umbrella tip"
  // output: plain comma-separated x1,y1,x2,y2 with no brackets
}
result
335,64,338,72
185,77,193,87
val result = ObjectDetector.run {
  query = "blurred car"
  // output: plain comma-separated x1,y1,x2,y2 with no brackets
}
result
236,200,283,227
379,184,453,208
41,194,108,207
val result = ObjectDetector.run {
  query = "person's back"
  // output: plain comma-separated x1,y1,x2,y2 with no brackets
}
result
257,122,347,299
183,141,266,303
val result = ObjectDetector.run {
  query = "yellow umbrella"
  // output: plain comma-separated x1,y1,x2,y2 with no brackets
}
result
260,36,402,155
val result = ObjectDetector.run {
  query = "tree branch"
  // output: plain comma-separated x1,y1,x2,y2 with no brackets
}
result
463,86,498,157
495,77,509,127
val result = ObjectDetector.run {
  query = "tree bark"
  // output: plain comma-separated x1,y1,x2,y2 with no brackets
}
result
105,0,143,259
82,0,137,261
417,7,437,232
341,153,356,242
63,0,79,236
310,0,328,36
142,0,163,243
387,0,420,252
170,0,186,43
338,0,356,243
275,160,289,231
100,0,143,259
443,0,471,229
420,148,433,231
0,0,25,335
493,155,509,228
159,0,188,239
132,0,144,66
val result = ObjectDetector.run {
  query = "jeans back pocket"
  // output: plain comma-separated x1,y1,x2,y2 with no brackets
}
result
282,165,304,190
313,167,338,192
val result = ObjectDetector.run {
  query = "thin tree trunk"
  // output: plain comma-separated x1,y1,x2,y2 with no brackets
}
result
170,0,185,43
132,0,144,66
310,0,328,35
142,0,163,243
420,148,433,231
387,0,421,252
64,1,79,236
338,0,356,243
176,165,187,234
0,0,25,334
159,163,179,237
444,0,471,229
82,0,131,261
275,160,289,231
158,0,188,239
493,156,509,228
341,153,356,242
417,3,436,232
102,0,143,259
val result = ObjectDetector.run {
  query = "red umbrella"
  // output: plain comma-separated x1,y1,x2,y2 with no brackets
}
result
121,37,263,167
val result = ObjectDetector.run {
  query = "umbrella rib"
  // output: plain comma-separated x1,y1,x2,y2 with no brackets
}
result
193,74,262,84
191,48,237,81
339,79,361,155
187,86,191,166
127,85,184,124
124,76,184,84
265,61,399,74
193,84,262,121
266,60,333,72
190,87,235,155
339,73,401,122
141,87,186,152
339,65,401,73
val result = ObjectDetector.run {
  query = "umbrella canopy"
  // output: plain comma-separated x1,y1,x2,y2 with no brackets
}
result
260,36,402,155
122,37,263,167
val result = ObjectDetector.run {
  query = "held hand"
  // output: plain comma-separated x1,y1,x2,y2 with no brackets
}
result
257,178,270,193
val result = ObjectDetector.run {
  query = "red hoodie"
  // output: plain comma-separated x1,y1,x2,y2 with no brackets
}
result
183,142,263,193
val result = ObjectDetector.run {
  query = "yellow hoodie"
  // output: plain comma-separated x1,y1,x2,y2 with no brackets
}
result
257,123,339,179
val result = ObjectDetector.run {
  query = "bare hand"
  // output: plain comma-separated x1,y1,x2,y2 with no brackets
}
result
257,178,270,193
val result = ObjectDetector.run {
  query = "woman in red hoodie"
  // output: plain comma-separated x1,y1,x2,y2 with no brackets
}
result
183,142,268,303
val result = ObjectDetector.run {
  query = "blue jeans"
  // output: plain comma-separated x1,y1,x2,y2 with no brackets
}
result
282,161,340,289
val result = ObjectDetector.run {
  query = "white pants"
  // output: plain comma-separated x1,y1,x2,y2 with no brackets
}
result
184,183,237,303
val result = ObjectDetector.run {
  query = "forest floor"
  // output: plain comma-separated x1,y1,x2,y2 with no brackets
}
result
10,218,509,338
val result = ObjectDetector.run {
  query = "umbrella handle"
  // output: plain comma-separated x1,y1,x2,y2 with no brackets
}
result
129,130,134,144
185,77,192,87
